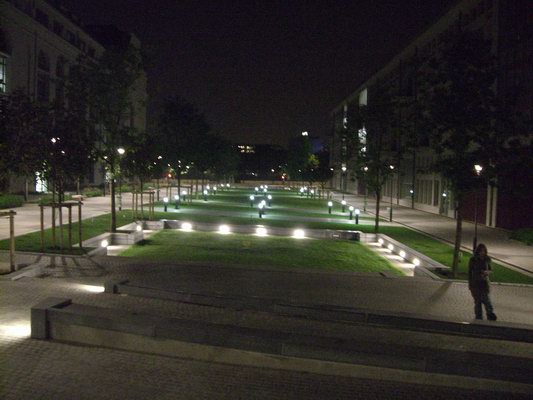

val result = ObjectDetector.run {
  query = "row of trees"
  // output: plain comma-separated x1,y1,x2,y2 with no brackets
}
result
0,43,239,232
337,28,531,277
286,134,332,189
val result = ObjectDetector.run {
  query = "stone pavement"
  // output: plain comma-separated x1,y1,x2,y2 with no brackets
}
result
1,260,532,399
332,192,533,274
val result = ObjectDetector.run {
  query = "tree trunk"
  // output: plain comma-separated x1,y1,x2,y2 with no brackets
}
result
374,190,381,233
451,201,463,279
76,178,81,195
177,165,181,200
24,177,29,201
110,177,117,232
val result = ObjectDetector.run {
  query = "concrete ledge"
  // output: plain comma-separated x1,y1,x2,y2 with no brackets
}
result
32,300,533,386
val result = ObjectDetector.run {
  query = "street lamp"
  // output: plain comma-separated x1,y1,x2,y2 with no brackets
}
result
249,195,255,207
163,196,169,212
267,194,272,207
341,165,347,199
174,194,180,209
473,164,483,251
203,189,208,201
341,199,346,213
117,147,125,211
389,164,395,222
349,205,354,220
327,201,333,214
258,202,264,218
355,208,360,224
363,166,369,212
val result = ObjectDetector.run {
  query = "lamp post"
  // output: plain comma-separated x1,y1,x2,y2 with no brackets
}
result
363,166,369,212
267,194,272,207
341,166,347,199
258,202,264,218
249,195,255,207
163,196,168,212
473,164,483,251
117,147,125,211
299,187,304,197
203,189,208,202
213,186,217,196
327,201,333,214
389,164,395,222
349,205,354,220
341,200,346,213
174,194,180,209
355,208,360,224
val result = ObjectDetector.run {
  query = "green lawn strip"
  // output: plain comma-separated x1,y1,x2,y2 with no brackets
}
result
510,228,533,246
376,226,533,284
120,229,401,274
0,212,135,254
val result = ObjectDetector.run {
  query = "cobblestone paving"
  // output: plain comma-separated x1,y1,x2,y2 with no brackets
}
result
1,258,533,399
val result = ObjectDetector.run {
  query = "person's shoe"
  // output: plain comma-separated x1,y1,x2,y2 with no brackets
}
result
487,313,497,321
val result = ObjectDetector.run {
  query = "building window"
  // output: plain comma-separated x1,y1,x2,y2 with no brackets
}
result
0,55,7,93
38,51,50,72
37,74,50,102
56,57,66,78
35,9,49,28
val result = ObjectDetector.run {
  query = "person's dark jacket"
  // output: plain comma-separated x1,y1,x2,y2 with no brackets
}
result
468,256,492,294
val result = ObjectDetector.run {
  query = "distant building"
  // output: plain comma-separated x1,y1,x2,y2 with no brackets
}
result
235,143,287,180
0,0,147,192
330,0,532,230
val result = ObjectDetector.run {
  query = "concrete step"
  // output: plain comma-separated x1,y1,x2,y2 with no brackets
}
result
105,279,533,344
32,298,533,386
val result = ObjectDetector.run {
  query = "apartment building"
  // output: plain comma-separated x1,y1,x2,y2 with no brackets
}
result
330,0,532,230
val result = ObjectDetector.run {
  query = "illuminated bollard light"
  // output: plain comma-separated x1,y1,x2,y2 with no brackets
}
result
349,205,354,220
203,190,208,201
355,208,360,224
163,196,169,212
255,187,259,193
174,194,180,209
213,186,217,196
249,195,255,207
267,194,272,207
327,201,333,214
258,202,264,218
341,200,346,213
299,187,304,197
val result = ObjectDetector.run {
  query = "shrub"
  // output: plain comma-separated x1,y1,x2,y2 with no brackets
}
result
82,187,103,197
510,229,533,246
0,194,24,209
38,194,72,205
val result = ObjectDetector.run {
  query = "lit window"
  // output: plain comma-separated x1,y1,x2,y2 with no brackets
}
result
0,55,6,93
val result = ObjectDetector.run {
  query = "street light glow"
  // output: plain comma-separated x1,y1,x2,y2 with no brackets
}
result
302,131,308,136
117,147,125,155
328,201,333,207
163,197,169,203
474,164,483,175
181,222,193,231
341,166,347,172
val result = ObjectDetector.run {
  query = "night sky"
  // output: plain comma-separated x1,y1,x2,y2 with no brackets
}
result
65,0,456,146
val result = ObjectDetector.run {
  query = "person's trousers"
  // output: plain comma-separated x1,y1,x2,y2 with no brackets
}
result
473,291,494,319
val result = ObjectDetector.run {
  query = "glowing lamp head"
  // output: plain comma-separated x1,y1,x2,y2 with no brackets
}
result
163,197,169,203
399,250,406,258
258,203,264,209
174,195,179,200
349,206,354,211
214,186,217,191
263,188,267,193
300,188,304,193
136,225,142,232
474,164,483,175
355,208,360,215
341,200,346,206
117,147,125,155
267,195,272,200
101,239,109,248
250,195,255,201
341,166,347,172
255,187,259,191
328,201,333,207
378,238,384,245
226,183,230,187
413,258,421,267
387,243,394,251
203,190,208,195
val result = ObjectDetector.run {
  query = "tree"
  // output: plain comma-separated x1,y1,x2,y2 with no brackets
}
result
287,135,312,183
420,28,497,277
83,44,143,231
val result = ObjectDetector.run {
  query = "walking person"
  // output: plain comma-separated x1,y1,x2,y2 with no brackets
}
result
468,243,497,321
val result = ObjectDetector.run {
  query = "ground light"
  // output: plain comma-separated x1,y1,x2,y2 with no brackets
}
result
341,200,346,213
256,226,268,236
0,323,31,338
249,195,255,207
399,250,406,258
378,238,384,245
174,194,180,209
349,206,354,220
101,239,109,248
355,208,360,224
293,229,305,239
80,284,105,293
328,201,333,214
136,225,142,232
387,244,394,251
413,258,421,266
181,222,193,231
218,224,231,234
267,194,272,207
163,196,169,212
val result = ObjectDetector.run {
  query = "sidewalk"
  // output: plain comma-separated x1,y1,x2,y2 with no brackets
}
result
332,192,533,274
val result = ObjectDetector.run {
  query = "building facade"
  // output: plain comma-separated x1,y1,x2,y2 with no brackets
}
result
0,0,147,191
330,0,532,230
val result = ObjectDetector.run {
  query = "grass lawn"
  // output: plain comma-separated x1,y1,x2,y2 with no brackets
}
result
120,229,401,274
0,212,135,254
510,228,533,246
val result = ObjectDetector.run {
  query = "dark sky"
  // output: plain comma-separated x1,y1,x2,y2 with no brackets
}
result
65,0,456,147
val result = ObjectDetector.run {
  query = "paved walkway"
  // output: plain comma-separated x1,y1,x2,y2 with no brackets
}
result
332,192,533,274
1,259,532,399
